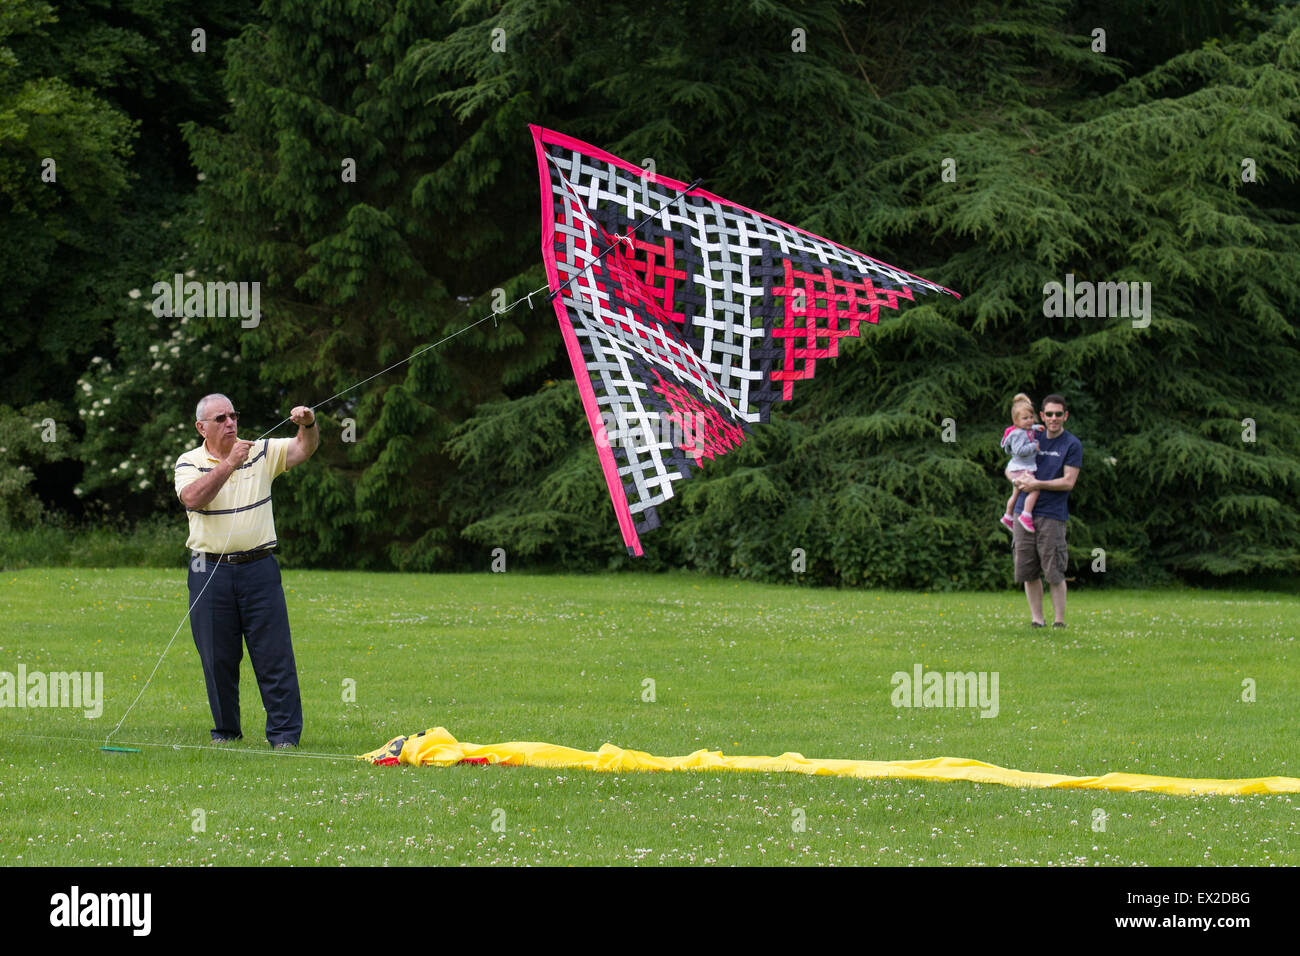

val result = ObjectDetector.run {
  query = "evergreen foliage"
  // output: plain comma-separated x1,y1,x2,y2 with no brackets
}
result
0,0,256,523
5,0,1297,586
437,0,1300,586
178,0,563,569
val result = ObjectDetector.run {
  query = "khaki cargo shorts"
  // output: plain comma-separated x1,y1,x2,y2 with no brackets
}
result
1013,516,1068,584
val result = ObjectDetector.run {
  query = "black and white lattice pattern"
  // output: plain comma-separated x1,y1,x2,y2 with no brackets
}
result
540,137,955,539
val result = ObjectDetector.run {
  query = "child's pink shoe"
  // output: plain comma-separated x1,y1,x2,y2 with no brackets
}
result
1017,512,1036,533
1000,515,1016,533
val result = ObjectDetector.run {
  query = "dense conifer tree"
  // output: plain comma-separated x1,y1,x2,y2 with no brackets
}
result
7,0,1297,586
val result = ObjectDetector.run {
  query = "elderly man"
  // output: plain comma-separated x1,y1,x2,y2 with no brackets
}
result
1011,394,1081,629
174,394,319,748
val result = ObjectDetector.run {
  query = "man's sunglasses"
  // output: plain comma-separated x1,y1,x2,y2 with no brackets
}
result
202,412,240,424
1042,411,1065,418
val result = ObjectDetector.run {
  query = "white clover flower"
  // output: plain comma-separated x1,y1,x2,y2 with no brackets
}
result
118,461,129,470
136,467,145,475
91,356,102,364
74,487,84,497
81,383,92,393
184,269,195,278
97,409,105,417
161,364,171,371
128,289,141,299
154,388,163,395
149,345,159,353
169,345,180,356
197,172,206,181
102,397,111,405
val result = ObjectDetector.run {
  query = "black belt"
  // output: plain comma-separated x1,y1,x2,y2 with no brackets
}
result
205,549,274,566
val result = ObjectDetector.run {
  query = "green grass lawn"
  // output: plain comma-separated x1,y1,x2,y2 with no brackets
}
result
1,569,1296,866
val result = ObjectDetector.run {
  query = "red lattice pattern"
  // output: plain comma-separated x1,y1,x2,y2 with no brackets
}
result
768,259,916,400
597,226,687,327
651,368,746,465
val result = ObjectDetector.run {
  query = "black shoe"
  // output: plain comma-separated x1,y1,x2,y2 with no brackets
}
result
271,742,297,750
1030,621,1046,628
211,735,242,743
1053,622,1067,629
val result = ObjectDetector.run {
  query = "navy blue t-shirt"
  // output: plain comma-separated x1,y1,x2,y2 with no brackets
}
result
1014,429,1082,521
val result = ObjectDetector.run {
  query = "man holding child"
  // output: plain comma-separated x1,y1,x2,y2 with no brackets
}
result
1009,394,1082,628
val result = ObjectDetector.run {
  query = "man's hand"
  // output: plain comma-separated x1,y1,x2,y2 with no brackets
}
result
286,404,319,469
223,439,255,469
1016,465,1079,495
181,445,247,510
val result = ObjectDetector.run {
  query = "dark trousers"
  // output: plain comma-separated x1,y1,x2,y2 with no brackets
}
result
187,554,302,745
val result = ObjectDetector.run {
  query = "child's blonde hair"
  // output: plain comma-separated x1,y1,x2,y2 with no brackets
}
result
1010,392,1036,419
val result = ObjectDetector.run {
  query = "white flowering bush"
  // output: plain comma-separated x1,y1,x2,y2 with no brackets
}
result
74,289,266,516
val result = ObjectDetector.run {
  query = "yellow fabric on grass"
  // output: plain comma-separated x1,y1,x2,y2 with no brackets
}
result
361,727,1300,796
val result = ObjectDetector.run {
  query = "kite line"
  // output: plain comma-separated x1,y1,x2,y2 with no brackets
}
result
102,172,706,749
11,731,359,762
102,282,545,748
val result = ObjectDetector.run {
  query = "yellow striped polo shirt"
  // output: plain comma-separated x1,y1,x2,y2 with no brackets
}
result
174,438,293,555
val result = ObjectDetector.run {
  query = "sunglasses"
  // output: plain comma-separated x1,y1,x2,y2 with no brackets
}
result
1042,411,1065,418
203,412,240,424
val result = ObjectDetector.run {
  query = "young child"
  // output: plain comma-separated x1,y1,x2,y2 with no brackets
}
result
1000,393,1044,533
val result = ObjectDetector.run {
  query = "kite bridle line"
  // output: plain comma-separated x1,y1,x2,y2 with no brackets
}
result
545,167,705,307
103,281,549,748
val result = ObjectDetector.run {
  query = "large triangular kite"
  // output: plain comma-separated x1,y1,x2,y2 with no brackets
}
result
531,126,959,555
